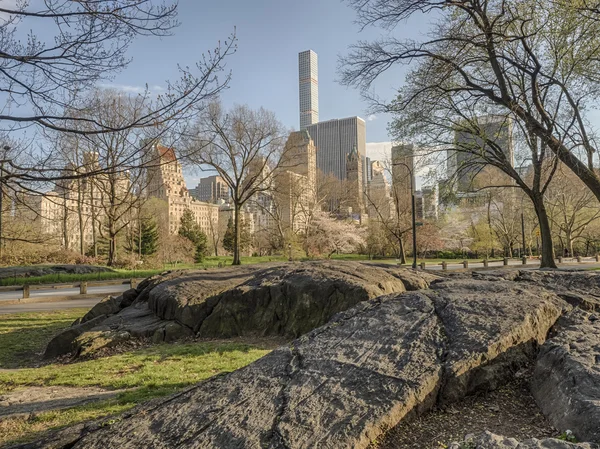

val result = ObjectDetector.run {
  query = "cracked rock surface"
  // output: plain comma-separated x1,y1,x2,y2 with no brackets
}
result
448,431,599,448
43,261,438,359
532,308,600,443
25,277,569,449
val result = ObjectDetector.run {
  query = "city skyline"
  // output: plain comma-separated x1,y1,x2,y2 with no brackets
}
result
89,1,423,143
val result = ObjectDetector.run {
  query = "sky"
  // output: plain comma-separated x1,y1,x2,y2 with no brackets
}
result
98,0,431,185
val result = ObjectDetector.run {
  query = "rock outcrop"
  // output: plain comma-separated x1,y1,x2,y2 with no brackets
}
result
516,271,600,311
43,261,438,359
449,432,599,449
29,277,569,449
532,308,600,443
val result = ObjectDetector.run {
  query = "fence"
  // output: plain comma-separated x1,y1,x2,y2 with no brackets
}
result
411,256,600,271
0,278,139,300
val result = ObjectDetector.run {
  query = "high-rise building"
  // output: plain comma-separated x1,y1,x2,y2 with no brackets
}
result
272,130,318,233
306,116,366,184
190,175,229,204
364,156,373,183
366,160,394,220
345,145,364,216
391,143,415,195
299,50,319,130
447,115,514,192
421,186,439,220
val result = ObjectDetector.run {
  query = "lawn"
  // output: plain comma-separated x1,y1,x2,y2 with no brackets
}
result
0,309,275,446
0,253,501,287
0,254,381,287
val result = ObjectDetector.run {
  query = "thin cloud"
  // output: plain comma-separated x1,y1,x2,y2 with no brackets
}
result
367,114,377,122
99,83,165,95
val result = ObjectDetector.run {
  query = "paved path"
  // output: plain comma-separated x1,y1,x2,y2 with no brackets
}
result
0,298,101,314
0,283,129,302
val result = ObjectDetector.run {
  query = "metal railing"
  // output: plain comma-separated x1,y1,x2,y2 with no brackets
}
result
0,278,139,300
407,256,600,271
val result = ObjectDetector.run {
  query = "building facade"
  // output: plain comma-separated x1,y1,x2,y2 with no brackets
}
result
448,115,514,192
273,130,318,233
345,145,365,217
391,143,415,196
306,116,366,185
366,160,394,221
190,175,229,204
299,50,319,130
143,143,219,236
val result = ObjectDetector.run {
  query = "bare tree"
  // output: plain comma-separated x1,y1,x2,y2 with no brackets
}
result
344,36,562,267
546,166,600,257
74,91,158,265
340,0,600,261
0,1,235,135
187,103,288,265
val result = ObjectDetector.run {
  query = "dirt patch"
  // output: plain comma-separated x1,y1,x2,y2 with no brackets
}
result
0,386,125,419
374,368,556,449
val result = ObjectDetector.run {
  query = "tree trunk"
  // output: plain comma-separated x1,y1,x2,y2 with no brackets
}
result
78,184,85,255
567,232,574,258
532,198,557,269
232,203,241,265
398,237,406,264
62,197,69,251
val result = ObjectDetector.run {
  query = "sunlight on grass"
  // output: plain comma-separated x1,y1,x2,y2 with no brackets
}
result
0,254,396,286
0,308,273,446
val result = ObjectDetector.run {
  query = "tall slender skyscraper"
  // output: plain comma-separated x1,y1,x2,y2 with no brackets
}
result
299,50,319,130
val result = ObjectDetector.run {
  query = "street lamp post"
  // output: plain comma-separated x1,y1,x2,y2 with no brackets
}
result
392,161,418,270
0,146,9,259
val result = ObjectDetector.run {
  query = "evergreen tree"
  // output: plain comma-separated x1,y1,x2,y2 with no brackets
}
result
136,218,159,256
223,216,251,255
222,216,235,254
179,209,208,262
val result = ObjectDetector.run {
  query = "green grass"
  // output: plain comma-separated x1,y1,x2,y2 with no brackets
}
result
0,254,380,287
0,270,163,287
0,309,274,446
0,309,90,368
1,253,499,287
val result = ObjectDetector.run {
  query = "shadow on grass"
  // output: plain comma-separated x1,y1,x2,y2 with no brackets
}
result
0,309,87,369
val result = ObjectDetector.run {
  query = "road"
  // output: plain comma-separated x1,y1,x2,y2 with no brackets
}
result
0,283,129,302
0,298,102,314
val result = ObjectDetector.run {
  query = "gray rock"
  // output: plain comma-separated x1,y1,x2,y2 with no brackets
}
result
449,431,598,448
516,271,600,311
532,308,600,443
29,279,567,448
428,279,566,403
43,315,107,359
147,261,428,336
47,261,438,359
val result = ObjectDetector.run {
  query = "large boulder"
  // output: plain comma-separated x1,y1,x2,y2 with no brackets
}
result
43,261,438,359
516,271,600,311
146,261,437,337
43,315,108,359
532,308,600,443
429,279,567,403
27,278,568,449
448,432,598,449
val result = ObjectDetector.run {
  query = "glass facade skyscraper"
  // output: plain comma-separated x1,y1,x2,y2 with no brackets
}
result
299,50,319,130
